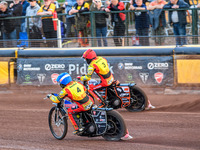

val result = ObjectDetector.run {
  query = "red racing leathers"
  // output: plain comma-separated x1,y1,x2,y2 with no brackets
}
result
80,56,114,90
50,81,94,130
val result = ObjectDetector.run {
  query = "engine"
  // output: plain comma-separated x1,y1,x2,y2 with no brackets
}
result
86,123,96,134
110,98,121,108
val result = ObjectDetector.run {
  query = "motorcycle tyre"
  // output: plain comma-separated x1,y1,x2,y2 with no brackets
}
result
48,106,68,140
125,86,148,112
102,110,126,141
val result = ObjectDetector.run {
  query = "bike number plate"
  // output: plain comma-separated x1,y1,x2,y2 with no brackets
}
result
92,110,107,135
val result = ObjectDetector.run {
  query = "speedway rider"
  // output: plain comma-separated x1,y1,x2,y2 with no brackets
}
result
80,49,114,106
48,72,94,134
80,49,133,140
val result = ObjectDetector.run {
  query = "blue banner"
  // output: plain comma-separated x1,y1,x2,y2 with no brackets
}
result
17,56,173,87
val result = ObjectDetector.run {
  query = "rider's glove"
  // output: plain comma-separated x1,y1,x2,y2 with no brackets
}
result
51,93,58,96
46,94,52,98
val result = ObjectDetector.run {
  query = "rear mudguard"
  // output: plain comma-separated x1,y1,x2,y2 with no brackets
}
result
119,82,136,87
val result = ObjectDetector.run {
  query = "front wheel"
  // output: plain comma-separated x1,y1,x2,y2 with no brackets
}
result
102,110,126,141
125,86,147,112
48,106,68,140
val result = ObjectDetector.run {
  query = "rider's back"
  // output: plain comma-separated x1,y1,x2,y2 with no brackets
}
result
90,57,110,75
63,81,86,101
90,57,114,87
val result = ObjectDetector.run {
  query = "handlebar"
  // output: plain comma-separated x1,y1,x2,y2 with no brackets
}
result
44,94,52,100
76,76,81,80
83,81,87,86
76,75,88,87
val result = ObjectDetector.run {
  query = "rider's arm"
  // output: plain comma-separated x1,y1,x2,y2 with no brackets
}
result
80,65,95,81
50,89,68,103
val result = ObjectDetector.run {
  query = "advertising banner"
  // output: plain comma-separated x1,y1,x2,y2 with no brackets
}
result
0,61,14,84
177,59,200,84
17,57,174,87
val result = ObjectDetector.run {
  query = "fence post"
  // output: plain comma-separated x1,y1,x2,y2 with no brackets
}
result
90,11,96,47
26,16,30,39
125,11,129,46
192,8,198,44
26,17,30,47
57,19,62,48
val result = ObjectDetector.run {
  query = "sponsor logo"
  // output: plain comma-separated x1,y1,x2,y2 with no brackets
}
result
59,90,65,96
122,87,129,92
23,74,32,84
119,93,129,97
116,87,122,92
68,64,90,74
124,63,142,70
45,64,65,71
147,62,169,70
51,96,56,101
23,64,40,71
100,119,106,122
118,63,124,70
17,64,22,72
88,79,100,85
51,73,59,84
37,74,46,84
101,111,105,115
121,98,129,103
72,105,76,108
139,73,149,84
93,85,102,90
85,102,93,110
98,124,106,128
154,72,164,84
68,63,114,75
127,73,133,81
93,111,96,115
108,77,114,85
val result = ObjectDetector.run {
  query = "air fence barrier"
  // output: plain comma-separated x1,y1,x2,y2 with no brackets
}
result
0,7,200,48
0,46,200,88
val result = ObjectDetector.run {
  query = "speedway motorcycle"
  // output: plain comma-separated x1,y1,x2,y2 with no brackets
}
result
44,96,127,141
83,79,148,112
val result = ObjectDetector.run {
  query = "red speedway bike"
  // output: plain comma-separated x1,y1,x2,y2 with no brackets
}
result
81,79,148,112
45,95,127,141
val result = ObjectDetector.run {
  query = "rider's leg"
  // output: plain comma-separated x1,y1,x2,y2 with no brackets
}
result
90,83,108,107
68,105,85,131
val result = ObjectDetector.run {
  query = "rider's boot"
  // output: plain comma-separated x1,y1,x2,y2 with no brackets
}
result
145,100,156,110
121,129,133,140
72,114,84,135
73,127,84,135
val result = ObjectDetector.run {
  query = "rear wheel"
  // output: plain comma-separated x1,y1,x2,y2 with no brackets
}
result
125,86,147,112
48,106,68,140
102,110,126,141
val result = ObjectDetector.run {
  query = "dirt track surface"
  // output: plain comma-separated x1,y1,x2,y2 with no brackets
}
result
0,88,200,150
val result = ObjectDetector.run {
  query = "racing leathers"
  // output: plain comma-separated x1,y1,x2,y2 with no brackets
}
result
80,56,114,89
50,81,94,130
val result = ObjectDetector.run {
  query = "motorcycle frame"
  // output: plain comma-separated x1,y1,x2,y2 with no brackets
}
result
111,86,131,108
87,82,137,108
53,99,112,137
